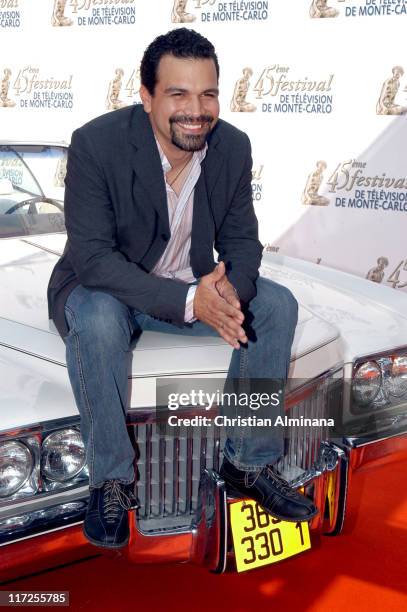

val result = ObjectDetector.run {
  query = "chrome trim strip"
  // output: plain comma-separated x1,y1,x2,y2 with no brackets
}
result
21,239,63,257
0,520,84,548
0,340,67,367
217,482,228,574
345,429,407,448
0,486,89,520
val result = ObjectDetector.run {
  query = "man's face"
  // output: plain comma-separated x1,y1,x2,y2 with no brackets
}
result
141,54,220,153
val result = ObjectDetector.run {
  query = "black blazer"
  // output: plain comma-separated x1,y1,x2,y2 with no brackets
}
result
47,104,263,337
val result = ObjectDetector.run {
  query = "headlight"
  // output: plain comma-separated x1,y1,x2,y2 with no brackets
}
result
0,441,33,498
41,429,86,483
387,355,407,398
352,361,382,406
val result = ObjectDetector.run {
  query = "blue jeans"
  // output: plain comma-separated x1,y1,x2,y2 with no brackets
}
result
63,276,298,488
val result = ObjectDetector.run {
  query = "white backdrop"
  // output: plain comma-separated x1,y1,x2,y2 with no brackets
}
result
1,0,407,291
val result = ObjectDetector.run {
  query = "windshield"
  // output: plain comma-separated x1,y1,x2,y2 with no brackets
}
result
0,144,66,238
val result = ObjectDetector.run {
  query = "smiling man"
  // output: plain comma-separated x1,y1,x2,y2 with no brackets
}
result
47,28,317,550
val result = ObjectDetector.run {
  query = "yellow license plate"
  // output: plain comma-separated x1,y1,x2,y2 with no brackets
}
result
230,500,311,572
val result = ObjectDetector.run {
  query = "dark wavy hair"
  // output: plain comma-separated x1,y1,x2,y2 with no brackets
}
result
140,28,220,95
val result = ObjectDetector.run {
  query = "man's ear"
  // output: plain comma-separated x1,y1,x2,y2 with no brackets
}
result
139,85,152,113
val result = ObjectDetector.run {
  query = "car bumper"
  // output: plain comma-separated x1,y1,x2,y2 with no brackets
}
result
1,433,406,582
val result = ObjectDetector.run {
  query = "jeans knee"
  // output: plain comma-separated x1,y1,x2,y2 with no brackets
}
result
281,286,298,326
255,277,298,326
65,287,132,349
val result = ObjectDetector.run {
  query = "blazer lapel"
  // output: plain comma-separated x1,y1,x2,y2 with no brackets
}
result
201,125,225,199
128,106,170,237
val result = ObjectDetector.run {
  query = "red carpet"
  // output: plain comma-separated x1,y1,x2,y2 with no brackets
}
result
3,455,406,612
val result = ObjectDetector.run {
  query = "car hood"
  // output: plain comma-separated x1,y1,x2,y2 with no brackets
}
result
1,235,407,382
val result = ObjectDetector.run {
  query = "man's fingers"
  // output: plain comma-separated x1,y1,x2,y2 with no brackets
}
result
218,316,248,343
218,326,241,350
216,297,243,320
223,291,241,311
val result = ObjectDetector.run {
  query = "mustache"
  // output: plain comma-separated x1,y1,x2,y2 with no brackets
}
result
170,114,214,125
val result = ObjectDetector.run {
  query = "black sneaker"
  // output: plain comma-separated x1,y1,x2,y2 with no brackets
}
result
83,480,139,549
220,456,318,522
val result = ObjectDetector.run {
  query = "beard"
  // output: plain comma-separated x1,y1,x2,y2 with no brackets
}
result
169,114,214,152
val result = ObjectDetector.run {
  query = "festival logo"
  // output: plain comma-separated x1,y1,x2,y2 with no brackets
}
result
105,67,140,110
51,0,136,27
232,64,334,114
302,161,330,206
2,66,74,109
0,68,16,107
309,0,339,18
306,158,407,213
316,0,407,18
170,0,269,24
251,164,264,202
0,0,21,29
376,66,407,115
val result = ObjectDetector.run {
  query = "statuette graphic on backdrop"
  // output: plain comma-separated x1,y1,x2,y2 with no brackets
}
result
106,69,127,110
376,66,407,115
230,68,257,112
366,257,389,284
106,67,140,110
171,0,196,22
309,0,339,18
0,69,15,107
302,161,330,206
51,0,73,26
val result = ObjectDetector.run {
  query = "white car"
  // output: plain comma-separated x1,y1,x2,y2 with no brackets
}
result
1,142,407,579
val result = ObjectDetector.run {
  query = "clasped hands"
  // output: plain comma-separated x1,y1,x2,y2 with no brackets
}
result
193,260,248,349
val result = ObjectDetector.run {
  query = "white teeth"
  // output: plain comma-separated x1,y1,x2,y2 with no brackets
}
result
178,123,202,130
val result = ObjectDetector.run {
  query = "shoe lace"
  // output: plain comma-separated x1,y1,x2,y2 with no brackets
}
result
102,480,138,522
263,467,298,497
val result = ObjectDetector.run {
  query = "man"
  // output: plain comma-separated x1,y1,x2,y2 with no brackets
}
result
47,28,317,549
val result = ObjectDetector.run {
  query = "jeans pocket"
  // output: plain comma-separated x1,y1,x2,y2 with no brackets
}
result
62,304,76,342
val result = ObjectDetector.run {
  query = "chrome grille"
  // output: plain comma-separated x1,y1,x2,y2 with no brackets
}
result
133,422,223,533
130,368,343,533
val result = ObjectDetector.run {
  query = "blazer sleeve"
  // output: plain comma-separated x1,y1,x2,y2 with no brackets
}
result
64,127,189,326
214,134,264,304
